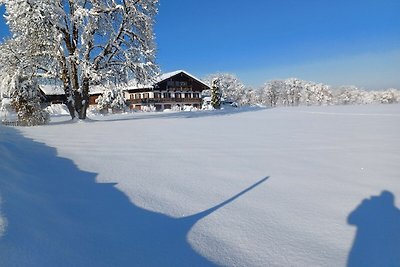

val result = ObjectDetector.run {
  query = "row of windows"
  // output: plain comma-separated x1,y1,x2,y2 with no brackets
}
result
132,93,200,99
167,81,188,87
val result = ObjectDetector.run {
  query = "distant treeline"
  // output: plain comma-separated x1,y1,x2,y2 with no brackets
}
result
204,73,400,107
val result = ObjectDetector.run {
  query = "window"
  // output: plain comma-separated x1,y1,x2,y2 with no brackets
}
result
193,93,200,98
163,92,171,98
154,93,161,99
143,93,149,99
184,93,191,98
175,93,181,98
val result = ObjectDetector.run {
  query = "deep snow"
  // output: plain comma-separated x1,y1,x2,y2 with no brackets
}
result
1,104,400,266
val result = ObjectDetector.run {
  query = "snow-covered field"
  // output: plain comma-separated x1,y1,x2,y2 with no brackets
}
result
1,104,400,266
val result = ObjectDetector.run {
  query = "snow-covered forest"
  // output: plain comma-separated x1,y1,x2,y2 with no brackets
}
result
205,73,400,107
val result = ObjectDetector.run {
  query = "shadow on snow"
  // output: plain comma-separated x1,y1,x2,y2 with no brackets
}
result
347,190,400,267
0,126,269,266
48,106,267,125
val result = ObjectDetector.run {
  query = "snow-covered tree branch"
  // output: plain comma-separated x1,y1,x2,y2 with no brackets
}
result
0,0,159,120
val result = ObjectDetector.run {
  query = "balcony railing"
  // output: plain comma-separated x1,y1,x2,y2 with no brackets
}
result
166,86,193,91
130,97,202,104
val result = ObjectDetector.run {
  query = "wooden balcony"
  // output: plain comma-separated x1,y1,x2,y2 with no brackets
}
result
166,86,193,91
130,97,202,104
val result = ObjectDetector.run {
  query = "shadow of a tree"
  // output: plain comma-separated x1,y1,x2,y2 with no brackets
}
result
46,106,267,125
97,106,267,122
347,191,400,267
0,126,269,266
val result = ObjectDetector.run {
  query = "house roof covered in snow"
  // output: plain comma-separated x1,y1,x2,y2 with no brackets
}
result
39,85,65,96
124,70,210,92
89,84,112,95
39,84,111,96
156,70,209,88
39,70,209,96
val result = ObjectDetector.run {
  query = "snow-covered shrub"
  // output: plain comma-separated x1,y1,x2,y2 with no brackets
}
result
182,105,198,112
202,96,212,110
171,105,181,112
44,104,70,116
141,105,156,112
1,98,12,112
0,98,17,122
10,77,49,126
96,89,126,113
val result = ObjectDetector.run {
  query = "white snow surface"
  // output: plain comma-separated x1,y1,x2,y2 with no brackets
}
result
1,104,400,266
44,104,70,115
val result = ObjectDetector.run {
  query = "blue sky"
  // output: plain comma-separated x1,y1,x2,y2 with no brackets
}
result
155,0,400,89
1,1,399,89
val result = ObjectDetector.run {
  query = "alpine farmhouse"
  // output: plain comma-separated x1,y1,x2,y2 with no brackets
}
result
125,70,210,111
40,70,210,111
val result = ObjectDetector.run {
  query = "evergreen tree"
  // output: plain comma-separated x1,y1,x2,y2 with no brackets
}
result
211,78,221,109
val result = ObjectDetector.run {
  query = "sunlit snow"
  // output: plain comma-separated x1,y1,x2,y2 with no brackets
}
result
1,104,399,266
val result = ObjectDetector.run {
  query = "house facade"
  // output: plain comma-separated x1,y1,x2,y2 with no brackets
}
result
36,70,210,111
125,70,210,111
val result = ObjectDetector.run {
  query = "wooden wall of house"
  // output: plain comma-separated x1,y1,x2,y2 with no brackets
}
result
46,95,67,104
156,72,208,92
89,94,101,105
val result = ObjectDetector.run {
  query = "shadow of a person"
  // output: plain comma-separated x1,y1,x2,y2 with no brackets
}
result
347,191,400,267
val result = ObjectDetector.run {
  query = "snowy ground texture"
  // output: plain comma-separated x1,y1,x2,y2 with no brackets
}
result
1,104,400,267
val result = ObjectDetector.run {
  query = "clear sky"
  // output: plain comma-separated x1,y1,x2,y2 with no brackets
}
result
155,0,400,89
1,1,399,89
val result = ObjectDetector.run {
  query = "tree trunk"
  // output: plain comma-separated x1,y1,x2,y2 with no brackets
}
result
61,70,76,120
59,50,76,120
65,96,76,119
69,59,90,120
75,78,90,120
